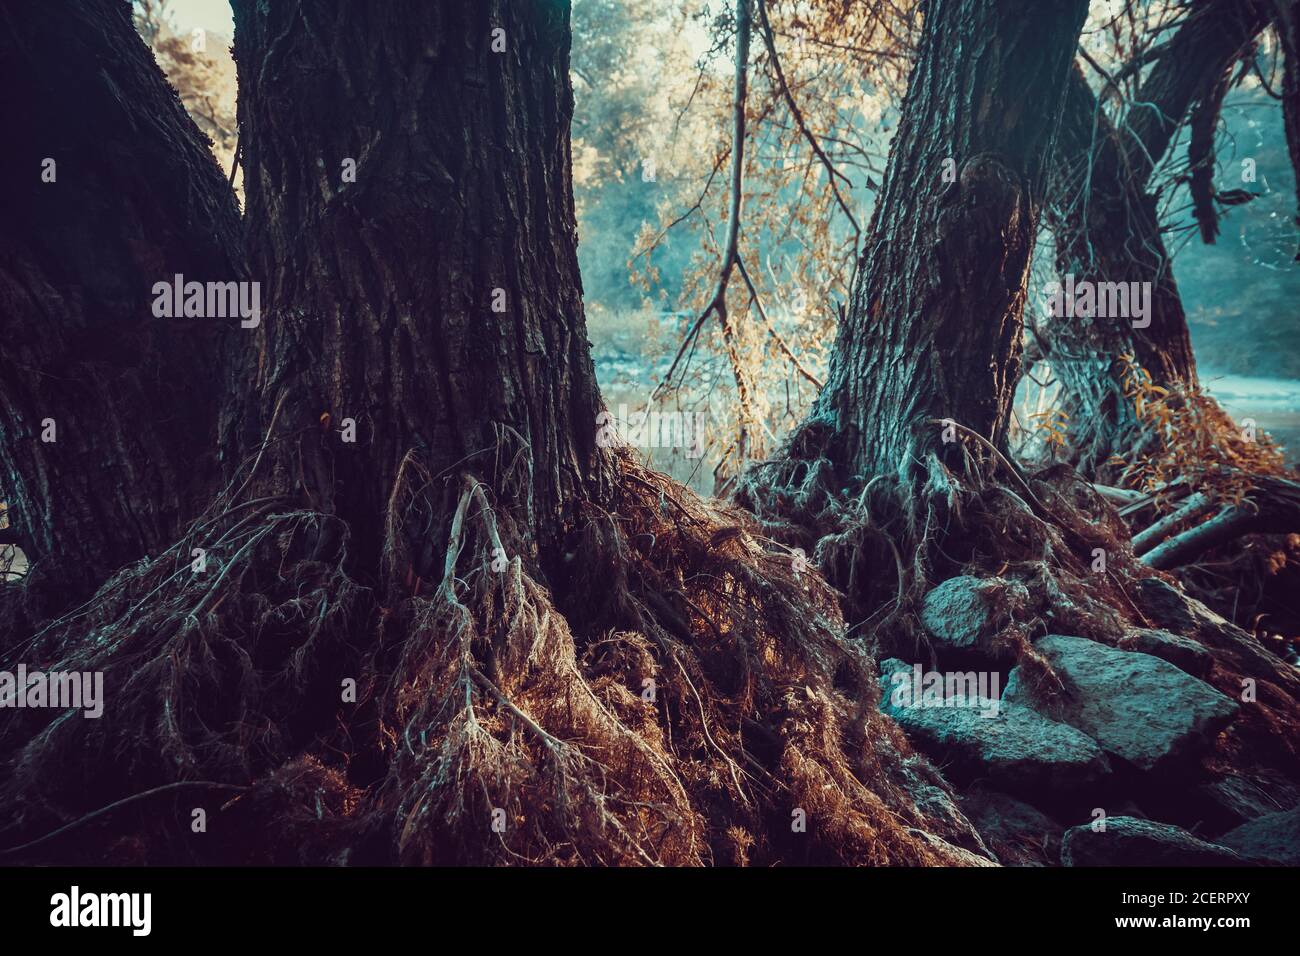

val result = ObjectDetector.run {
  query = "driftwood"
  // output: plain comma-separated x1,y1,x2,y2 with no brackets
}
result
1132,492,1215,555
1141,476,1300,570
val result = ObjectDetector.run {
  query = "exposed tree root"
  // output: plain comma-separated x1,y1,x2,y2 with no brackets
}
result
0,500,366,849
735,419,1300,789
734,420,1126,661
0,448,989,866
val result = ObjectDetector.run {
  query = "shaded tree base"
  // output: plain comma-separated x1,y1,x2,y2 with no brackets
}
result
0,450,991,866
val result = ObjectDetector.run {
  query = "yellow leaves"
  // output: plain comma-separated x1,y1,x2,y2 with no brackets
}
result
1030,409,1070,450
1118,356,1286,510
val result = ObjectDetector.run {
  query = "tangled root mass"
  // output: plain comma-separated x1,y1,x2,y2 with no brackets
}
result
0,448,985,866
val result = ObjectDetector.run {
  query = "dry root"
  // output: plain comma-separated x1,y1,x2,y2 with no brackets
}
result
366,452,977,864
0,500,365,849
737,419,1300,790
0,445,986,866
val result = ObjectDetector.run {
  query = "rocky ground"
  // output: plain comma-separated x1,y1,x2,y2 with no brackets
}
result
878,574,1300,866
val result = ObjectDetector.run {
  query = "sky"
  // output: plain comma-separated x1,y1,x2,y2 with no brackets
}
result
169,0,234,36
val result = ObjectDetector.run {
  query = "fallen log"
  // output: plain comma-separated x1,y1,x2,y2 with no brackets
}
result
1143,476,1300,570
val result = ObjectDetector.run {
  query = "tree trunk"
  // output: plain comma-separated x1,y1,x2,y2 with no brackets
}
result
1123,0,1270,184
808,0,1088,481
0,0,244,614
1037,0,1269,477
225,0,613,577
1276,0,1300,259
1037,64,1197,476
0,0,1010,867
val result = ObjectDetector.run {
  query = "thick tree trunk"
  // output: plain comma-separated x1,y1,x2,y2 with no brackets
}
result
1038,0,1269,477
0,0,243,613
1,1,997,867
1038,65,1197,476
808,0,1087,480
226,0,612,577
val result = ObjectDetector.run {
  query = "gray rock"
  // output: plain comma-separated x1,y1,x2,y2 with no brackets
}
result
921,575,1028,656
1061,816,1248,866
899,761,996,861
1134,578,1300,694
1118,628,1214,679
880,659,1110,794
1005,635,1238,772
906,828,1000,867
1217,805,1300,864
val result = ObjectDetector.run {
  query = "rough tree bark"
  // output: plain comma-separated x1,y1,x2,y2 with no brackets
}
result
736,0,1089,636
1037,0,1269,477
0,0,243,614
799,0,1088,480
224,0,613,578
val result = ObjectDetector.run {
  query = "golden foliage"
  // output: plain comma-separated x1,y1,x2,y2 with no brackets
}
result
1113,353,1286,506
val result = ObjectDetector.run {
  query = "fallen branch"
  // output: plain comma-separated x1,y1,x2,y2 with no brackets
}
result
1091,483,1145,505
1132,491,1214,555
0,781,249,859
1143,475,1300,570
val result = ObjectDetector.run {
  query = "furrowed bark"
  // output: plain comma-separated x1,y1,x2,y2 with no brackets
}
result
226,0,613,575
1038,0,1269,477
0,0,243,612
808,0,1088,479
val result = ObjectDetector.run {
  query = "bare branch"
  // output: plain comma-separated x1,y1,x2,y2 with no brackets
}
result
756,0,862,241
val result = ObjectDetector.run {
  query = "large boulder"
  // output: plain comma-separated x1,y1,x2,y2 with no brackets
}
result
1216,805,1300,864
920,575,1028,658
1004,635,1238,772
879,659,1110,795
1061,816,1248,866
